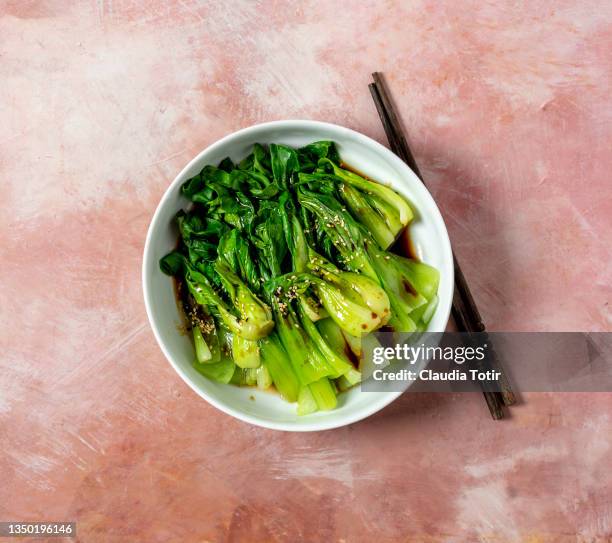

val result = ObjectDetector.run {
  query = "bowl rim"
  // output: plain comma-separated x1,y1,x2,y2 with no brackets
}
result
142,119,454,432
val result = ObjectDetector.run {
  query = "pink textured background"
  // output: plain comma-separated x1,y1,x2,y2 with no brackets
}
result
1,1,611,541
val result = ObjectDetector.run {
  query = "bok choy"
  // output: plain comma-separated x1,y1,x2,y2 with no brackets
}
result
160,140,440,415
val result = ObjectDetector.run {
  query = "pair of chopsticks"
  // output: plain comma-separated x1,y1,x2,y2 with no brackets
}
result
369,72,516,419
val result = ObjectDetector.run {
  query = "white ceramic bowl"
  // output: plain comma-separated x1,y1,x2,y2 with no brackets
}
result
143,120,453,431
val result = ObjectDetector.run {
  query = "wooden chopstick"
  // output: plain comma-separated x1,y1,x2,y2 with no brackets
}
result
369,72,516,419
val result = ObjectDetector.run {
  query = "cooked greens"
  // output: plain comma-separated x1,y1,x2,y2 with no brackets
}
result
160,141,439,414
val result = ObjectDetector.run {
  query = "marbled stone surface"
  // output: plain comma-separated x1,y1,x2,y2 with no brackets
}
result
1,1,611,541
